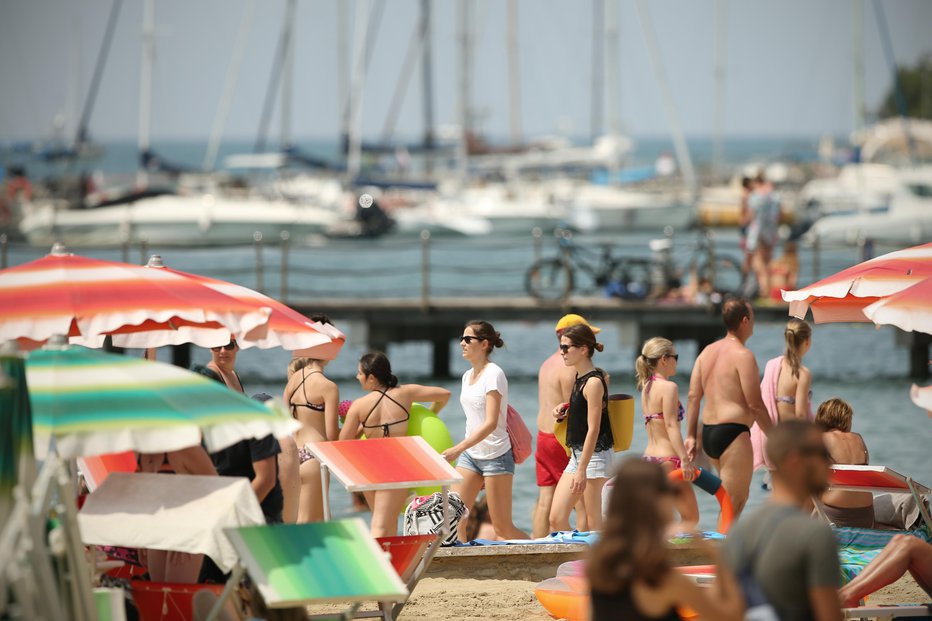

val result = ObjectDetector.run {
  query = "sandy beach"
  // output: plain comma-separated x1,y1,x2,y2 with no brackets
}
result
385,574,930,621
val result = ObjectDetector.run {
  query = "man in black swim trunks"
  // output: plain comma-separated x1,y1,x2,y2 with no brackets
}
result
685,298,773,517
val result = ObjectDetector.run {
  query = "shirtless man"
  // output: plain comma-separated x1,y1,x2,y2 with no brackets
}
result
532,314,592,537
685,299,772,517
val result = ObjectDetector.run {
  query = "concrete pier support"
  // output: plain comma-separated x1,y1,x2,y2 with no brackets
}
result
909,333,930,381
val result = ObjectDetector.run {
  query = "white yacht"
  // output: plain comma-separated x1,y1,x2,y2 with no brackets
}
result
805,167,932,246
19,192,339,247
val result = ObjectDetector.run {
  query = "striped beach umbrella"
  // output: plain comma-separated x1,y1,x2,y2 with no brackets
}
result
0,245,271,350
782,242,932,323
25,345,299,459
863,277,932,336
108,257,345,358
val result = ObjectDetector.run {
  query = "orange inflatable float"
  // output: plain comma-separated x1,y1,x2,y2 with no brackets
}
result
668,466,735,534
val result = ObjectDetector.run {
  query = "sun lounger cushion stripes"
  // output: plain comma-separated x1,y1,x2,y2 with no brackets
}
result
834,526,932,584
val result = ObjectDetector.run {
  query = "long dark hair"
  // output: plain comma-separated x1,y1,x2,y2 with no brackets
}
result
466,320,505,354
359,352,398,388
587,458,673,593
560,324,604,358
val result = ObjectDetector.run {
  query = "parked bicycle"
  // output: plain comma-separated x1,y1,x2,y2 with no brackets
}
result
525,228,744,302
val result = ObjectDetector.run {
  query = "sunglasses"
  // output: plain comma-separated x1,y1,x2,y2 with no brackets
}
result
460,335,486,344
559,344,577,354
664,354,679,361
211,341,238,352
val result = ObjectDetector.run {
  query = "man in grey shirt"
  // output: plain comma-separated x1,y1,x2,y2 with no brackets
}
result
724,420,842,621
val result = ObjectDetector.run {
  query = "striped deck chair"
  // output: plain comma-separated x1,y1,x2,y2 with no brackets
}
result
213,519,409,621
305,436,462,620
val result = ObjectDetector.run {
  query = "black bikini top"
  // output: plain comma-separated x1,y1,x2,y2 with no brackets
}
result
361,389,410,438
290,368,326,418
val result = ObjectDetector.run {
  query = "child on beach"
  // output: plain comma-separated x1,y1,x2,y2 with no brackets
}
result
548,324,612,532
341,352,450,538
636,337,698,529
442,320,529,541
588,458,743,621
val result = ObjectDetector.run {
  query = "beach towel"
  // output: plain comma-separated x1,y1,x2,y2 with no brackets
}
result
834,525,932,583
751,356,783,471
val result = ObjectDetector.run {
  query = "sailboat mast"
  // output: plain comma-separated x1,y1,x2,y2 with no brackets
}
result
590,0,604,141
852,0,865,133
338,1,350,156
713,0,727,178
456,0,472,183
506,0,522,145
604,0,620,138
280,0,297,149
420,0,435,171
137,0,155,188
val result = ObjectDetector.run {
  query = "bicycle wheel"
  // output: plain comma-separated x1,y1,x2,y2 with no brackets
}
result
697,255,745,295
525,258,575,301
608,258,652,300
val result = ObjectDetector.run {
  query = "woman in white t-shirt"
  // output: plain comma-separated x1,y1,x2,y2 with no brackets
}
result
442,320,529,541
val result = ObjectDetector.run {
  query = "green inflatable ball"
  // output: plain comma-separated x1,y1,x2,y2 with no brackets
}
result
407,403,455,496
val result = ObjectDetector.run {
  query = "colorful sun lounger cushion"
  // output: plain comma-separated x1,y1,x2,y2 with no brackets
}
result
224,519,408,608
78,451,137,492
830,465,932,496
835,526,932,584
305,436,461,492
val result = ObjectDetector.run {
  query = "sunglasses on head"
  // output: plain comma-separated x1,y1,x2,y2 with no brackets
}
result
559,344,576,353
211,340,237,352
460,335,486,344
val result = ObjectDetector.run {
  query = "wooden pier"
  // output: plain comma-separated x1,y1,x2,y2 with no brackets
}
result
289,297,791,378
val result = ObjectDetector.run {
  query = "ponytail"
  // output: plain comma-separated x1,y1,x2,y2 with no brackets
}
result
784,319,812,378
359,352,399,388
636,337,675,392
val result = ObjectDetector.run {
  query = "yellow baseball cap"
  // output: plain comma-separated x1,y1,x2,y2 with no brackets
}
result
555,314,601,334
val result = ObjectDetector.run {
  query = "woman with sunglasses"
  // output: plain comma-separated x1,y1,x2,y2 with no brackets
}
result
341,352,451,537
588,458,743,621
200,338,245,393
442,320,529,541
549,324,612,532
636,337,698,528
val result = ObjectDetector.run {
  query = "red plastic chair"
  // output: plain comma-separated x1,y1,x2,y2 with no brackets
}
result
131,582,225,621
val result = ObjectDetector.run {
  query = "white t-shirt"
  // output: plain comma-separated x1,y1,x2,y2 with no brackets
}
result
460,362,510,460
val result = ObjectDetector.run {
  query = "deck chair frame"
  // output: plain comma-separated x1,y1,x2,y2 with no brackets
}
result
843,603,932,620
306,437,462,621
814,466,932,532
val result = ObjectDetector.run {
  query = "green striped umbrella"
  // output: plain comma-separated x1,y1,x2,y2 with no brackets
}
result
25,345,299,459
0,351,35,523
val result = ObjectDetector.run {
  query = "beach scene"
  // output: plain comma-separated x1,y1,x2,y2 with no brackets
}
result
2,1,932,620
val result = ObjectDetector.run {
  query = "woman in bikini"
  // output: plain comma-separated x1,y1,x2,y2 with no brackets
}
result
548,324,613,532
283,355,340,523
588,458,744,621
816,398,874,528
636,337,699,528
441,321,529,541
341,352,451,537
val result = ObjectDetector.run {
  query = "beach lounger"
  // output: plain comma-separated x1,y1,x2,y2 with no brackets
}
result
815,466,932,531
305,436,462,620
216,519,409,621
842,603,932,620
77,451,137,492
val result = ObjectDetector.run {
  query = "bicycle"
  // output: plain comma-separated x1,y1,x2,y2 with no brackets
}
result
525,228,744,302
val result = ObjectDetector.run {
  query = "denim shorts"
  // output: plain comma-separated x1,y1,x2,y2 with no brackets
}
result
565,448,614,479
458,449,515,477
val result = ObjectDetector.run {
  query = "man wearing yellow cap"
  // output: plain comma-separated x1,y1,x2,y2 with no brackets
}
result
532,314,599,537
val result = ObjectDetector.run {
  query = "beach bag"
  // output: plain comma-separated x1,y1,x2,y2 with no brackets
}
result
506,404,533,464
606,394,634,452
737,507,796,621
403,491,467,547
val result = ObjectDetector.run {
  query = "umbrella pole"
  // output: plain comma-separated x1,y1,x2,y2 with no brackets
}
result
26,459,69,620
50,455,97,621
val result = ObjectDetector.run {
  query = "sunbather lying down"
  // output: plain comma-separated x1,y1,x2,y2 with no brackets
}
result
839,534,932,607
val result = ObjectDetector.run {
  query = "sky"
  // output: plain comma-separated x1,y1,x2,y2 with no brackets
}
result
1,0,930,144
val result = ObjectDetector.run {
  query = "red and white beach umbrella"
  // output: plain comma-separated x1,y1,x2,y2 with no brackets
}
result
0,245,271,350
782,242,932,323
109,256,345,358
862,277,932,336
911,384,932,414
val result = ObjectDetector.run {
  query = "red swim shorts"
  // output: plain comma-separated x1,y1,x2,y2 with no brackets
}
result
536,430,569,487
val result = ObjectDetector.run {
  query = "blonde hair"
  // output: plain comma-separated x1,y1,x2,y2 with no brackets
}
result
784,318,812,378
288,357,310,378
816,398,853,433
635,337,675,392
